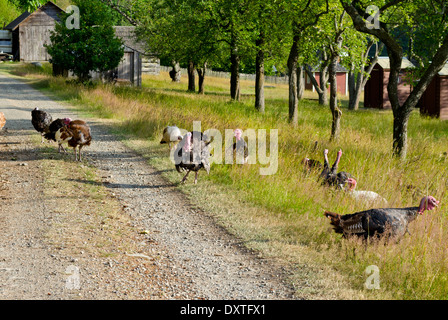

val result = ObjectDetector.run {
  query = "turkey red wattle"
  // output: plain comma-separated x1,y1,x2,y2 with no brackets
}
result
418,196,439,214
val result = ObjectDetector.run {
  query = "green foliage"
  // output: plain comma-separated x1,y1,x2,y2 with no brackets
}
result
14,0,45,12
45,0,124,82
0,0,20,27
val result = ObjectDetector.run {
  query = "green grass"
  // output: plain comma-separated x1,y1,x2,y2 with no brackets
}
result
2,61,448,299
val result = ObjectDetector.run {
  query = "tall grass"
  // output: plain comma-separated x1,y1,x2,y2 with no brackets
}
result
3,62,448,299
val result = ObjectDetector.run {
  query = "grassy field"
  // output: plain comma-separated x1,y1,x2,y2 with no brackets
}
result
2,62,448,299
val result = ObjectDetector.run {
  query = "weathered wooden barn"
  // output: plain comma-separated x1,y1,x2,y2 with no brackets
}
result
419,63,448,120
91,26,159,86
90,26,146,86
364,57,415,109
4,1,63,62
304,64,348,96
4,2,160,86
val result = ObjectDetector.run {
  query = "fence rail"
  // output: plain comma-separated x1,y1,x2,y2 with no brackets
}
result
159,65,290,85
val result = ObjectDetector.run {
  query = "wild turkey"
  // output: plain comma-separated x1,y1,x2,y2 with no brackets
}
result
320,149,352,189
232,129,248,164
160,126,183,150
302,157,323,171
174,131,211,184
345,178,387,205
55,120,92,161
324,196,439,240
43,118,72,146
31,107,53,142
0,112,5,131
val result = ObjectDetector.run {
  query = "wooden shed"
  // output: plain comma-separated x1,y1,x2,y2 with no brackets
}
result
419,63,448,119
90,26,146,87
4,1,63,62
304,64,348,96
364,57,415,109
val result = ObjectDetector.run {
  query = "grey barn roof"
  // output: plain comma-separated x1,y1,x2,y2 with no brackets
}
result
375,56,415,70
113,26,147,54
308,63,348,73
438,62,448,76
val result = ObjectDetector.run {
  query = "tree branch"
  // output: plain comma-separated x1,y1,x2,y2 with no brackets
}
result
97,0,139,26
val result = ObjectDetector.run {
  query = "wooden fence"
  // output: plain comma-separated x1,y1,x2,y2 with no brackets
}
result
159,65,289,85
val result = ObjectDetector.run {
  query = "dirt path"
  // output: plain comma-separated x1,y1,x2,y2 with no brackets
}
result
0,71,295,300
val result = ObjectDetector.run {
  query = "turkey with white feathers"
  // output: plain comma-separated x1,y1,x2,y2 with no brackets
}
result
160,126,183,150
345,178,388,205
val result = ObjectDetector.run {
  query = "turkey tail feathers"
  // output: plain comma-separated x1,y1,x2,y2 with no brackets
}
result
324,211,340,222
324,211,343,233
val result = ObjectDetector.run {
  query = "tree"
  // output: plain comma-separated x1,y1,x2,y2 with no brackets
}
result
208,0,258,101
304,47,330,105
1,0,20,28
13,0,45,11
326,9,347,141
341,0,448,159
347,39,384,110
252,0,290,112
285,0,329,125
45,0,124,82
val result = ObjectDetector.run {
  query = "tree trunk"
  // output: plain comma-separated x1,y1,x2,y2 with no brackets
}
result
392,110,409,160
169,61,181,82
318,63,329,105
348,70,363,110
348,63,356,110
197,62,206,94
329,55,342,141
230,39,240,101
287,35,300,125
187,61,195,92
297,65,305,100
255,35,265,113
305,63,328,105
348,42,382,110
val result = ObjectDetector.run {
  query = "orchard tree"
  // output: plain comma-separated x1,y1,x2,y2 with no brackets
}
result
252,0,291,112
45,0,124,82
285,0,329,126
341,0,448,159
1,0,20,28
347,39,384,110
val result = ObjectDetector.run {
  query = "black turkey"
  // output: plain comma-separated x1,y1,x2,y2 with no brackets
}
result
320,149,352,189
174,131,211,184
232,129,248,164
324,196,439,240
31,107,53,142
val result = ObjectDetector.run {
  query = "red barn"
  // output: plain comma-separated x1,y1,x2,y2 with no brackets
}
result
364,57,415,109
419,63,448,120
304,64,348,96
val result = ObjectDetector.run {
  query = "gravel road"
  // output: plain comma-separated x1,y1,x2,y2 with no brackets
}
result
0,71,296,300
